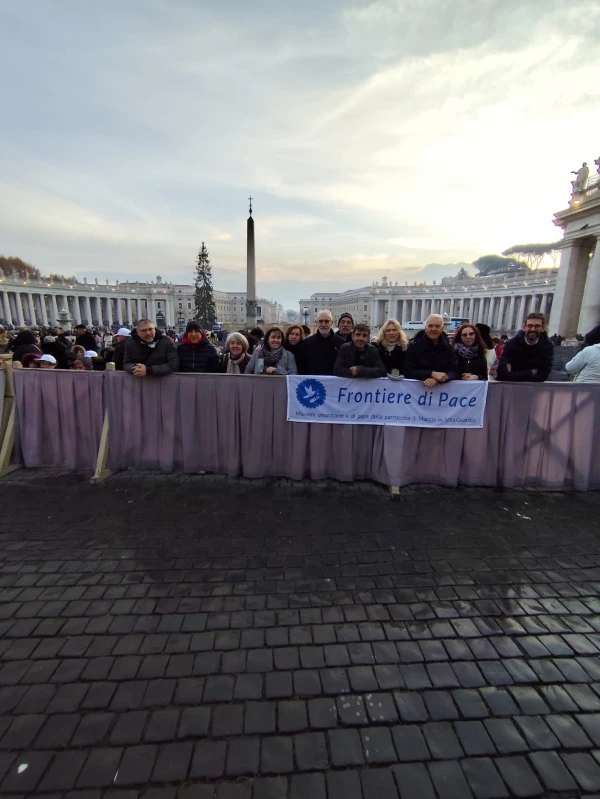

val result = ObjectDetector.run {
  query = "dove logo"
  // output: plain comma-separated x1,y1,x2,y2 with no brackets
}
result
296,379,327,409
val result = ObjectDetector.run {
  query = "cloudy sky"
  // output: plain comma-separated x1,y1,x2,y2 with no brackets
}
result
1,0,599,309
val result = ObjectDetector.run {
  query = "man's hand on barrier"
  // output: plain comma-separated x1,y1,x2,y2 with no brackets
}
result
431,371,448,383
423,377,437,387
133,363,147,377
350,366,358,376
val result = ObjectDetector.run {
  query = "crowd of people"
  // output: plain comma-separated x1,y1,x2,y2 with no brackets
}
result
1,312,599,384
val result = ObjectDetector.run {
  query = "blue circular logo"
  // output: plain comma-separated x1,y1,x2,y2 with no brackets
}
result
296,378,327,408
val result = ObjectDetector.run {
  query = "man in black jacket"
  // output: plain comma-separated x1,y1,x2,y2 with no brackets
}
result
336,313,354,343
123,319,178,377
74,324,98,353
497,312,554,382
177,321,220,373
108,328,131,371
334,324,387,378
404,315,458,387
302,311,346,375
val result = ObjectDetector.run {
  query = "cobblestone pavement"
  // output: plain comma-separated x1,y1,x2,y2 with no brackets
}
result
1,471,600,798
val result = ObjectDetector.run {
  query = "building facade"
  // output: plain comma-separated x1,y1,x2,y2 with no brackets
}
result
299,268,557,333
0,273,283,330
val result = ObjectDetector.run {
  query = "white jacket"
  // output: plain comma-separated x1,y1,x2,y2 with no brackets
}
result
565,344,600,383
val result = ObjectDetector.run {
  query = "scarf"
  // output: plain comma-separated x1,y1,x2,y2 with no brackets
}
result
457,343,479,359
227,353,246,374
263,346,283,367
383,341,397,352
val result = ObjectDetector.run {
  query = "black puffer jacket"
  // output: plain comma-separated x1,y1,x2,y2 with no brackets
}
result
497,330,554,382
177,334,220,373
454,349,488,380
75,332,99,353
123,329,178,376
404,330,458,381
302,331,346,375
42,340,70,370
376,343,406,375
334,342,387,378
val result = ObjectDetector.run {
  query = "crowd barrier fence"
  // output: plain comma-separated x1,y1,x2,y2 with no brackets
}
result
1,362,599,493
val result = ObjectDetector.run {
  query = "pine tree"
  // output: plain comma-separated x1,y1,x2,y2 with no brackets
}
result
194,242,216,329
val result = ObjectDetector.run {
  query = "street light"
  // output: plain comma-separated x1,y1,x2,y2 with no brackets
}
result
177,309,185,333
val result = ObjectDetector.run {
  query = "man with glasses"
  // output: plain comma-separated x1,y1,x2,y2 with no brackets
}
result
497,312,554,382
123,318,178,378
301,310,346,375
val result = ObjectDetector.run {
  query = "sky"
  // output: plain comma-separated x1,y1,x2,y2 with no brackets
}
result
1,0,599,310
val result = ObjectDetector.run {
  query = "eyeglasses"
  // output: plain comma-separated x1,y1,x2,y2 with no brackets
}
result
525,324,543,330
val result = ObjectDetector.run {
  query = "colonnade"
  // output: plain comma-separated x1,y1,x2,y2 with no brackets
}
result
0,288,174,328
371,291,553,332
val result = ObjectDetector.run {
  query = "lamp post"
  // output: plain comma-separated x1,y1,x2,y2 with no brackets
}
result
177,310,185,333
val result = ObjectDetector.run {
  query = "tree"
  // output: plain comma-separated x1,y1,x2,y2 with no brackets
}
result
194,242,216,329
472,254,529,276
456,266,470,280
0,255,40,280
502,242,562,270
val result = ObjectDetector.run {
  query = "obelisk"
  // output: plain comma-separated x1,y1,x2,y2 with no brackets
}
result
246,196,257,329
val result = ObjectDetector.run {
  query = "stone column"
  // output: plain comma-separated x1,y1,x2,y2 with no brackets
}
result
84,296,92,326
550,240,588,336
39,295,49,326
578,240,600,335
50,295,59,326
25,293,35,325
1,291,10,324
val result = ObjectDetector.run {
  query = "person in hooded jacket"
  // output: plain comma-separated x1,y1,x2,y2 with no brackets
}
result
177,321,220,373
42,335,70,369
497,312,554,382
123,318,178,377
404,315,458,386
10,330,41,364
74,324,99,353
452,323,488,380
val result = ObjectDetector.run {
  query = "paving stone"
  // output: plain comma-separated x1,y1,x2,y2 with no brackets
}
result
428,761,474,799
455,720,496,756
360,767,399,799
394,691,428,722
2,750,53,792
261,736,294,774
393,763,435,799
513,715,559,750
77,748,123,788
461,757,509,799
292,772,326,799
495,756,543,797
576,712,600,746
39,749,88,791
294,732,328,771
528,750,577,792
327,770,363,799
278,700,308,733
226,737,260,777
545,713,593,748
190,741,226,779
392,724,429,762
423,722,464,760
562,752,600,792
329,728,365,766
245,701,276,734
115,745,157,785
484,719,529,754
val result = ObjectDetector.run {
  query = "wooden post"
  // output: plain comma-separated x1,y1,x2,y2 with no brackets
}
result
90,362,115,484
0,358,21,478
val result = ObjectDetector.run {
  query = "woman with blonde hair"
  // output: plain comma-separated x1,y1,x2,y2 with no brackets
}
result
376,318,409,376
221,332,251,374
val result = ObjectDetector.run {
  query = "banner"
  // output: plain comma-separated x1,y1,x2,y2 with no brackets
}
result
287,376,488,428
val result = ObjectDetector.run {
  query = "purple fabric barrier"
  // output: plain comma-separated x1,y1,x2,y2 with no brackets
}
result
13,369,105,470
104,371,600,490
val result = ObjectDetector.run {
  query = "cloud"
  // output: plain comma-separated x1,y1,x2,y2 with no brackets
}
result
0,0,598,312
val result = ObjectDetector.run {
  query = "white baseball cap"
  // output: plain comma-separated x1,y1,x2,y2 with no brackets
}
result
38,354,57,364
116,328,131,337
84,350,97,358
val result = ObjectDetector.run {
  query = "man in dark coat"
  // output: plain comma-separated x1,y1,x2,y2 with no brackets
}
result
123,319,178,377
497,312,554,382
74,324,99,353
302,310,346,375
404,314,458,387
177,321,220,373
336,313,354,343
334,324,387,378
42,336,69,369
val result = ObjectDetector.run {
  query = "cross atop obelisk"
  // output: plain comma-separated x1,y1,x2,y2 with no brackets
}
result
246,197,257,328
